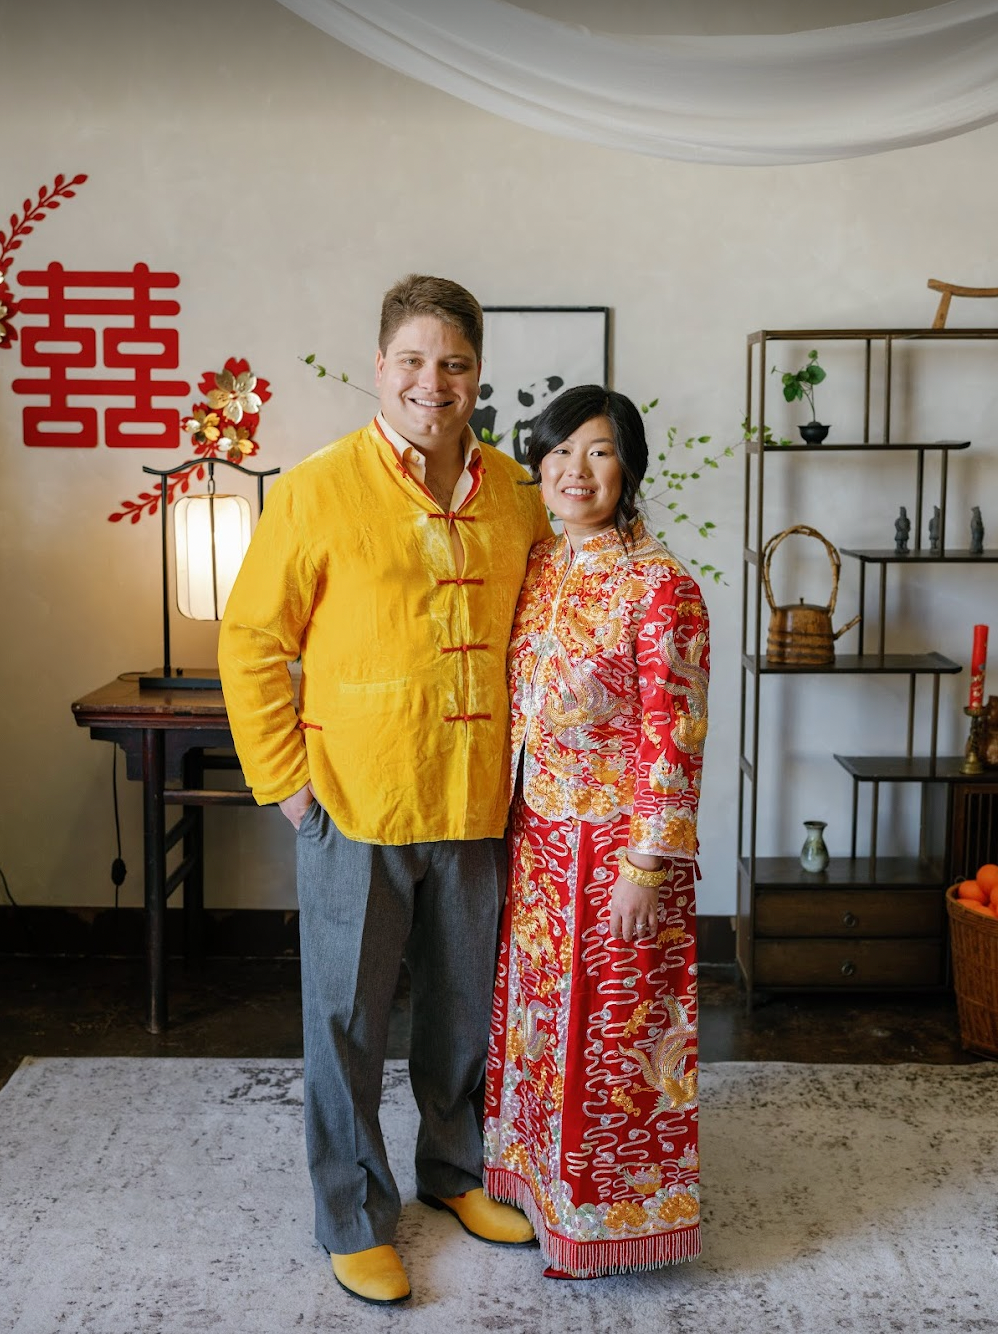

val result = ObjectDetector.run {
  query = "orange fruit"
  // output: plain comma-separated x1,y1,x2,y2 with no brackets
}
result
957,879,988,904
990,885,998,910
975,864,998,894
961,900,997,918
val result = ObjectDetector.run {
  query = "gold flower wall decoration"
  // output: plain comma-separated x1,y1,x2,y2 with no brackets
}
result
109,356,272,523
206,367,263,424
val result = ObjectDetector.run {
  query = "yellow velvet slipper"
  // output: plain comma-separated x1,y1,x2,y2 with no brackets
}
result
330,1244,411,1305
417,1188,536,1246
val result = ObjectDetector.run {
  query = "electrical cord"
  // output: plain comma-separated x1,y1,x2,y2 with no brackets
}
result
2,749,127,918
0,863,18,908
1,744,126,940
111,746,127,905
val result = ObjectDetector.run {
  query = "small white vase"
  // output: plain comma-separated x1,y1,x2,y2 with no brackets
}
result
800,820,829,873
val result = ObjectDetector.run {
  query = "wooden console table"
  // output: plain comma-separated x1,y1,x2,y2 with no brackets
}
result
71,675,266,1033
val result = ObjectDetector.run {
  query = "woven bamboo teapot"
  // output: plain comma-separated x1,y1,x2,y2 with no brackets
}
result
762,524,860,665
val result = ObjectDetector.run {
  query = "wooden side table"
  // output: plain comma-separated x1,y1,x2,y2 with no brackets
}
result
72,675,260,1032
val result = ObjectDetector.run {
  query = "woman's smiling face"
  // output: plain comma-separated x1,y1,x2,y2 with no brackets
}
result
538,414,623,541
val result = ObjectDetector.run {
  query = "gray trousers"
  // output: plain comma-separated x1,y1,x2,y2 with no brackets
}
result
295,799,506,1254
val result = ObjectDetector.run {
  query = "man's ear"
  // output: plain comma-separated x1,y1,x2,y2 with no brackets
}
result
374,348,385,385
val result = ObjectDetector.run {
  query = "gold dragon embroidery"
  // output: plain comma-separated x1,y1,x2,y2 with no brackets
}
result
543,650,620,734
560,601,600,655
512,901,557,972
659,629,708,755
597,577,647,655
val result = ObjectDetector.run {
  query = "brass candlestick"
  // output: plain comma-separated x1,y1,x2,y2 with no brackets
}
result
962,705,985,775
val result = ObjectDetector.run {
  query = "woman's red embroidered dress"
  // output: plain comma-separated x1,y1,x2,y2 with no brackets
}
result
484,520,709,1277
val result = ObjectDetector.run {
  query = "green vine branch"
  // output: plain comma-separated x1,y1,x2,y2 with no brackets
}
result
301,354,377,398
637,400,738,584
741,417,793,449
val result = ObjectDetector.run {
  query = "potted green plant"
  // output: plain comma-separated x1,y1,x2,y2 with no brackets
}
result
775,349,829,444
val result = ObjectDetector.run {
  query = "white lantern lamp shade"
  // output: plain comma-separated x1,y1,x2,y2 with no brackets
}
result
174,492,252,621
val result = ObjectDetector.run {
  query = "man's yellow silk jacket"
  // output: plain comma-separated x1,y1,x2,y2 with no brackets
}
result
218,421,550,844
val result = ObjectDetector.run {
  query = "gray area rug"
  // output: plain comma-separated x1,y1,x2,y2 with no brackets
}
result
1,1058,996,1334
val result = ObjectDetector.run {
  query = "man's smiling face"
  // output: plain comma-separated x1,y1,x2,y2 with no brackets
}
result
375,315,481,452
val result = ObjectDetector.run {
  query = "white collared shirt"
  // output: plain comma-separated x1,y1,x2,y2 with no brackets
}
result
376,411,482,512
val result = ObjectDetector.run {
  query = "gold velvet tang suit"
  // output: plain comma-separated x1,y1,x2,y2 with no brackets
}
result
218,420,550,843
483,519,709,1276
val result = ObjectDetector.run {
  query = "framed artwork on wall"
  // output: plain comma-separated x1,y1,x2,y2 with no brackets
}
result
470,306,610,465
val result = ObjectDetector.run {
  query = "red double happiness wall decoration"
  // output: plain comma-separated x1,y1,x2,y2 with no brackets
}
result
1,173,273,525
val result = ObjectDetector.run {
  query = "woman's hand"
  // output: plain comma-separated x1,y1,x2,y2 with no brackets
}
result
610,876,660,942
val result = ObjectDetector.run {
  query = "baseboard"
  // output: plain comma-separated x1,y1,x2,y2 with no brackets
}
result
0,906,737,964
0,906,301,960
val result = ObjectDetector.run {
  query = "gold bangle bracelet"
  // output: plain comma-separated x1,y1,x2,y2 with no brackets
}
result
615,849,668,889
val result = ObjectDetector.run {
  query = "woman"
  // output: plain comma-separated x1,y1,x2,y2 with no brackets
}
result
483,385,708,1279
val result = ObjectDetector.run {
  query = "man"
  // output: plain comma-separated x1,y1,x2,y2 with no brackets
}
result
218,275,550,1306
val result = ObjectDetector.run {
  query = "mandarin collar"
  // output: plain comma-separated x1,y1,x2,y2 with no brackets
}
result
556,517,645,564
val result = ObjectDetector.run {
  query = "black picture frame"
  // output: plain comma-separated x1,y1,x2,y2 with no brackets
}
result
471,306,611,464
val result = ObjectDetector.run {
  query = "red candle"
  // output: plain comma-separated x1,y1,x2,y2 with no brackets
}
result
969,624,988,711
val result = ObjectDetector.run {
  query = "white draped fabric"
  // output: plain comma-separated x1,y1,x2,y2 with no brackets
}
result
274,0,998,165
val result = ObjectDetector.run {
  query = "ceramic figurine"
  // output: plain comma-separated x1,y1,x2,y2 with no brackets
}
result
928,506,940,553
894,505,910,555
970,506,984,555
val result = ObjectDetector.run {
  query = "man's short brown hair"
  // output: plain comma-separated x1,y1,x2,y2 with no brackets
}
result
379,274,483,361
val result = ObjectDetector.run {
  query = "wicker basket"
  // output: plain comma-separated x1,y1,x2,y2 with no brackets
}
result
946,884,998,1059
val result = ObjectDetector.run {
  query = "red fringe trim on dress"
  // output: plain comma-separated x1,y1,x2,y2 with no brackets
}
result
484,1166,701,1278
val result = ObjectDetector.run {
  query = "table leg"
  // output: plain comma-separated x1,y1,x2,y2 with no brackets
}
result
183,748,205,966
142,727,167,1033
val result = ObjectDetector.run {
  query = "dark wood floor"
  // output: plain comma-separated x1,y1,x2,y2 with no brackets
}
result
0,955,982,1094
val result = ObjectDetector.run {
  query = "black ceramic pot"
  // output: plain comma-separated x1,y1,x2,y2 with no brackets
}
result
798,421,830,445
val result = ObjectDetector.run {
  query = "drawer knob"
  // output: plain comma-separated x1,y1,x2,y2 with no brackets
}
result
842,912,859,928
840,960,857,977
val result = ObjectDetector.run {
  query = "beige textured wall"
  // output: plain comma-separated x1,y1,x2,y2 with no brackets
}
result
1,0,996,915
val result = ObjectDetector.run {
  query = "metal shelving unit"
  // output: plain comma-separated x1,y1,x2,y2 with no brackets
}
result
737,328,998,1006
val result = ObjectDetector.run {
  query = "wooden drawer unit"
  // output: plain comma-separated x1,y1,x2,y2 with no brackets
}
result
755,888,944,939
736,857,950,996
754,938,945,989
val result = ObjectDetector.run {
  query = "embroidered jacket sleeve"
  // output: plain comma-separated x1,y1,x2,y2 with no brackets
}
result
627,567,709,860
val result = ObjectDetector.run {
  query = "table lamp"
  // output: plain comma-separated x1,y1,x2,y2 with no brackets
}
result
139,456,279,690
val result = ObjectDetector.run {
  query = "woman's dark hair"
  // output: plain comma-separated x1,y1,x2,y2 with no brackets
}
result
524,385,649,544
